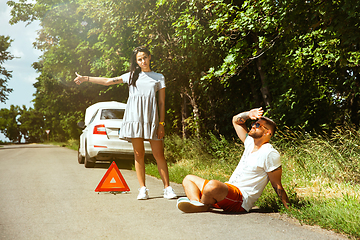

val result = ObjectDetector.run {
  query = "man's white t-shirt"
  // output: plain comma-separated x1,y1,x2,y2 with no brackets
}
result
227,136,281,212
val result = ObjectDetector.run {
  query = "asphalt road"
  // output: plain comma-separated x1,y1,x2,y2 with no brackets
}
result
0,144,347,240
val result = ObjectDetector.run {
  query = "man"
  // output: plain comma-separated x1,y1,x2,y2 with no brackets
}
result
177,107,290,213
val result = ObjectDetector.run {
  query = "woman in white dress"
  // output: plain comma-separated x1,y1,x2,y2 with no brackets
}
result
74,46,177,200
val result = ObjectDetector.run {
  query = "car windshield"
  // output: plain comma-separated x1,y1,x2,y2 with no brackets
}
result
100,109,125,120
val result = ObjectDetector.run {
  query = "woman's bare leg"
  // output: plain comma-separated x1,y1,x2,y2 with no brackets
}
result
131,138,146,187
149,139,170,188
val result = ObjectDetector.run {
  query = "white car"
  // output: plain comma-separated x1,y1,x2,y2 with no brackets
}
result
77,101,152,168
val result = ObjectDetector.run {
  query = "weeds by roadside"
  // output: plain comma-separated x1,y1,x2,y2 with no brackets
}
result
47,139,79,151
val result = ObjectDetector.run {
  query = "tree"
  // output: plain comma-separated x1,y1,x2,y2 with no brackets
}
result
18,106,45,143
8,0,131,140
0,105,21,143
0,35,14,103
6,0,360,142
197,0,360,132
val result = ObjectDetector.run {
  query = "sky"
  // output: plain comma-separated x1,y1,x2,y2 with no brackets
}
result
0,0,42,141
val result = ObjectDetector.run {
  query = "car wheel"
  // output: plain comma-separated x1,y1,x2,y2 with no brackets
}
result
78,147,84,164
84,142,96,168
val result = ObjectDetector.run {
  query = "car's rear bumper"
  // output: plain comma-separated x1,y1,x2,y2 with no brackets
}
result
87,137,152,160
94,150,153,160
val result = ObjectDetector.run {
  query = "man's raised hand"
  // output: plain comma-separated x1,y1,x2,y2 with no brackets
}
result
249,107,264,120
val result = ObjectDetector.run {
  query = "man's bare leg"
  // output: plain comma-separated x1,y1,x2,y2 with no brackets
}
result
201,180,228,205
179,175,228,213
182,175,206,201
178,175,209,213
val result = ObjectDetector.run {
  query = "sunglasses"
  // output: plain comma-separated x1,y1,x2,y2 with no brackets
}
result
251,122,268,130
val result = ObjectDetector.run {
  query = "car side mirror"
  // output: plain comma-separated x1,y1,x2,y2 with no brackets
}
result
77,121,85,129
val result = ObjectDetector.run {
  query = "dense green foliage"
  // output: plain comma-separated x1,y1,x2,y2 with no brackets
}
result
0,105,47,142
1,0,359,142
0,105,21,142
0,35,14,103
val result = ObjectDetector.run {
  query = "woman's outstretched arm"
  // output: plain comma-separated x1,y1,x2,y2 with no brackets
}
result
74,72,123,86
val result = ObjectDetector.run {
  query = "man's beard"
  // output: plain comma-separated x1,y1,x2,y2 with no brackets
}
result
248,130,263,139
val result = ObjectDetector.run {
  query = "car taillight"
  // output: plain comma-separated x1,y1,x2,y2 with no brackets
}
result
93,124,106,135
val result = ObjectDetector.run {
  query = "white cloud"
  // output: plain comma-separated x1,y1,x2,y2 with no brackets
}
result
24,72,39,84
8,47,25,58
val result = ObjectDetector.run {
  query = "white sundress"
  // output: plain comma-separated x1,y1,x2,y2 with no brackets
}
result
119,71,166,141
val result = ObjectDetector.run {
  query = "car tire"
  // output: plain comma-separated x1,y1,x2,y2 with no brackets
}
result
78,147,84,164
84,142,96,168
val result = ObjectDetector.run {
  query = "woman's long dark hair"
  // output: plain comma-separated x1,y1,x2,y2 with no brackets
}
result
129,46,151,87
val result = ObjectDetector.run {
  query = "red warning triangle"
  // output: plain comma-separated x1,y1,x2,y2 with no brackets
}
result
95,161,130,192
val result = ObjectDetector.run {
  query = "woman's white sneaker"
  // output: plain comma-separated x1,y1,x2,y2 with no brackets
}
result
137,186,149,200
163,186,177,199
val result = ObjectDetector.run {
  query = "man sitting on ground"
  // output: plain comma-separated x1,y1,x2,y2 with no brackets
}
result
177,107,290,213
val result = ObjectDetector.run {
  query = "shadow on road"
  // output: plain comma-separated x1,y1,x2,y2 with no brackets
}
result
209,207,276,215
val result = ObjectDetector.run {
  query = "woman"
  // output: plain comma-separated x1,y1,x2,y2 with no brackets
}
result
74,46,177,200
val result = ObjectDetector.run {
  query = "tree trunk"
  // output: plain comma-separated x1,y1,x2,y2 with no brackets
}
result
180,90,189,138
252,33,272,108
255,57,271,107
207,86,219,134
183,82,200,138
350,93,359,127
189,82,200,138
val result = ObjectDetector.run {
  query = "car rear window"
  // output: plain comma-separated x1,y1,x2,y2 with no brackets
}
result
100,109,125,120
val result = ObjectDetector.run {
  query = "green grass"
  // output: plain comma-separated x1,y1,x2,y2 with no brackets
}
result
292,195,360,237
46,139,79,151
